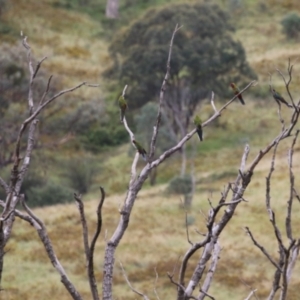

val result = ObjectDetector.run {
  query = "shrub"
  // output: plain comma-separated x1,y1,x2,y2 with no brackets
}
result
168,175,193,195
26,181,73,207
63,157,99,194
281,12,300,39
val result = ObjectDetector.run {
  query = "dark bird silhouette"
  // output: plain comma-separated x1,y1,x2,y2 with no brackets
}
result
230,83,245,105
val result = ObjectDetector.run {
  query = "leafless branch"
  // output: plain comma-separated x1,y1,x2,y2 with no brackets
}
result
199,289,215,300
122,84,128,97
240,279,259,300
22,36,35,114
149,82,255,172
119,85,134,140
286,130,299,241
154,267,161,300
244,289,258,300
286,241,300,283
87,187,105,300
265,140,280,208
20,197,83,300
120,262,150,300
245,227,282,271
74,193,90,264
198,242,220,300
0,178,8,194
168,272,197,300
149,24,181,161
210,92,217,113
33,56,47,79
39,75,53,107
276,58,297,109
204,81,256,125
185,211,193,246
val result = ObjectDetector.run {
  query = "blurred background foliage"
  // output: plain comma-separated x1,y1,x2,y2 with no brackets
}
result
1,0,300,299
0,0,300,206
105,2,257,110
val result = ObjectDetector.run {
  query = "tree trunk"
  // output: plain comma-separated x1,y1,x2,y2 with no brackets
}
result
149,167,157,186
180,143,187,176
106,0,119,18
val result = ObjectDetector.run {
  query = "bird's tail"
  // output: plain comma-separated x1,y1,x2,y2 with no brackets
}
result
141,153,148,162
197,129,203,141
120,110,125,122
238,95,245,105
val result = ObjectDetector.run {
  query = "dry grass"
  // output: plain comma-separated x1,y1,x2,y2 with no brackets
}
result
2,0,107,100
1,0,300,298
2,140,300,299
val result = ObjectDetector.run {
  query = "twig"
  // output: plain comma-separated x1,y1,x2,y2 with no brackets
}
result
0,178,8,194
119,262,149,300
210,92,217,113
130,152,139,185
185,211,193,246
149,24,181,161
266,140,280,209
244,227,282,272
198,242,220,300
149,82,256,172
203,81,256,128
38,75,53,107
286,130,299,241
276,59,297,109
74,193,90,264
244,289,258,300
22,36,35,114
199,289,215,300
122,85,128,97
286,241,300,283
120,85,134,140
88,187,105,300
153,267,161,300
240,279,259,300
21,197,83,300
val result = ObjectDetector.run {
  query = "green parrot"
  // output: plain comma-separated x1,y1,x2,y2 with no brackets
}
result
272,89,291,108
230,83,245,105
118,95,128,122
132,140,147,161
193,115,203,141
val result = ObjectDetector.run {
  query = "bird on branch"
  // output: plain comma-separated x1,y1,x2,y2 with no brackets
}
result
118,95,128,122
132,140,147,161
194,115,203,141
230,83,245,105
272,88,292,108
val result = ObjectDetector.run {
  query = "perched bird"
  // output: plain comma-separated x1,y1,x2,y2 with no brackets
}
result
272,89,291,108
193,115,203,141
230,83,245,105
118,95,127,122
132,140,147,161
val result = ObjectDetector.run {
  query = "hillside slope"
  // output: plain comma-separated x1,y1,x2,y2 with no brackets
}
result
1,0,300,299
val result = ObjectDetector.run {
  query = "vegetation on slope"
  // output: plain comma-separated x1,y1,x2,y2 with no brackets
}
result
1,0,300,298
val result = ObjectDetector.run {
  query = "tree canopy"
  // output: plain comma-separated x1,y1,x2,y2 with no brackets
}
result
105,2,257,110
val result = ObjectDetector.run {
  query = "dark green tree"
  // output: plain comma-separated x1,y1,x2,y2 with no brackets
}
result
105,2,256,111
281,12,300,40
105,2,256,175
134,102,175,185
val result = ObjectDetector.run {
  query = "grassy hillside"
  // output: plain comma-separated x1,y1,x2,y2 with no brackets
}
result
3,143,300,299
1,0,300,298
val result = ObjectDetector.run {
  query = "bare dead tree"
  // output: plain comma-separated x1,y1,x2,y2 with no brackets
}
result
0,23,299,300
245,130,300,300
101,25,256,300
74,187,105,300
0,35,98,296
172,61,300,300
